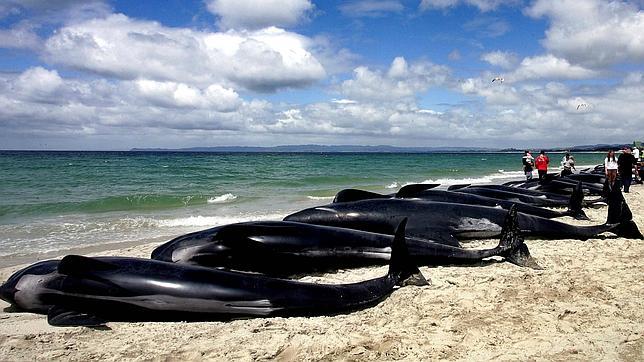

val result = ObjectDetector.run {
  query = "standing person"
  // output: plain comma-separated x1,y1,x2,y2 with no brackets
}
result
560,152,575,177
534,150,550,183
604,150,619,189
522,150,534,180
634,147,642,184
618,147,637,193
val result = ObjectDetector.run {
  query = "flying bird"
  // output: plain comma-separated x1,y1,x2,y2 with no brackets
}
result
491,77,504,83
576,103,589,110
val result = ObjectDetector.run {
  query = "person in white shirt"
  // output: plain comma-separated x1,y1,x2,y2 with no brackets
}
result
634,147,641,183
560,153,575,176
604,150,618,187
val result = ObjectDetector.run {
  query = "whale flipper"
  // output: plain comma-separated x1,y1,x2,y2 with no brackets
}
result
48,306,106,327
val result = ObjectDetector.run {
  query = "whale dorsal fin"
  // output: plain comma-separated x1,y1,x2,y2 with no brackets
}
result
58,255,119,276
395,183,440,198
447,184,471,191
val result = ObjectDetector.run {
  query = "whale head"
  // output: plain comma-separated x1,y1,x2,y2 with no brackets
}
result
0,260,61,313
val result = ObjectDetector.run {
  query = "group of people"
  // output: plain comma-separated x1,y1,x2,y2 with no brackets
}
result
521,150,561,183
604,146,641,193
521,146,643,193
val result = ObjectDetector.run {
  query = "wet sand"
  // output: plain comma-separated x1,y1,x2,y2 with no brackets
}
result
0,186,642,361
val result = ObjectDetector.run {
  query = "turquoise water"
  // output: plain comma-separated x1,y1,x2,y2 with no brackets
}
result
0,151,604,259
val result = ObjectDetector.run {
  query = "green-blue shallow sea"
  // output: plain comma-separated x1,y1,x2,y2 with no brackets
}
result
0,151,604,263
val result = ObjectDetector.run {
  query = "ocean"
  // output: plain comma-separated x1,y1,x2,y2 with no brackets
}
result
0,151,605,265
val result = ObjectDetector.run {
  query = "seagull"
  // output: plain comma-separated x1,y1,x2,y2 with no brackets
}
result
491,77,504,83
577,103,588,110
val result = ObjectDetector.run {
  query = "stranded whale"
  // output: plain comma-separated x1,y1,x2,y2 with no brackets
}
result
0,220,428,327
151,206,539,274
285,193,642,246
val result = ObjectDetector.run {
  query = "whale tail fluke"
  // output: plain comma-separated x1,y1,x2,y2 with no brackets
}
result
567,181,589,220
606,189,644,239
388,218,429,287
499,206,542,269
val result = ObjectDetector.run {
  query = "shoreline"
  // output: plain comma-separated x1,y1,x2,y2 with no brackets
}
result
0,186,642,360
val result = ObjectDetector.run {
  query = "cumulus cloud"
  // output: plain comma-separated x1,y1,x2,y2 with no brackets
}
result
419,0,519,12
0,21,41,50
526,0,644,67
340,57,451,101
511,54,599,81
206,0,313,30
14,67,63,101
2,64,643,149
339,1,405,17
43,14,326,92
481,51,518,69
134,80,241,111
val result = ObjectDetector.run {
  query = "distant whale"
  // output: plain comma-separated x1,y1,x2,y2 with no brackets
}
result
151,206,539,274
284,194,643,246
0,220,428,327
333,185,587,220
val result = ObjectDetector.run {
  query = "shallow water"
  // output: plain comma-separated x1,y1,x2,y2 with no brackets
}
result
0,151,604,261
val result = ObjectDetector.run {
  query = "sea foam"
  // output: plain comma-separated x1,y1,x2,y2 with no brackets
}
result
207,193,237,204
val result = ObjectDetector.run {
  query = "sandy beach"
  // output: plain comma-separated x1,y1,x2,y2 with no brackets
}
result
0,186,642,361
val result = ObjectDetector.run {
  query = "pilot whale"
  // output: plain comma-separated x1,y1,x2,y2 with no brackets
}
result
284,193,642,246
151,206,539,274
333,185,587,220
0,220,428,326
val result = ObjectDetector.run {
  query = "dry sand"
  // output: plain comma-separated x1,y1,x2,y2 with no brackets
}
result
0,186,642,361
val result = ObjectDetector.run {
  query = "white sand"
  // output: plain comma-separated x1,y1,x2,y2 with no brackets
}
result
0,187,642,361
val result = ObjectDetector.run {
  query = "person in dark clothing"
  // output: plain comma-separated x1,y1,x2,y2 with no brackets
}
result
618,147,637,193
522,150,534,180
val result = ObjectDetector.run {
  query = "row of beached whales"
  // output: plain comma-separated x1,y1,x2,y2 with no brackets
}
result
1,165,642,327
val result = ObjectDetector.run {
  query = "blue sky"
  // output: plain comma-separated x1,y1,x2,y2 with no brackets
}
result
0,0,642,150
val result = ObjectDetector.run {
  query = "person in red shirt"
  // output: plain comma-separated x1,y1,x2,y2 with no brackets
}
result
534,150,550,183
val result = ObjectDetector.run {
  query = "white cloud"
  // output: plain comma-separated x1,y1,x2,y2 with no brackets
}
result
339,1,404,17
15,67,63,100
43,15,326,92
206,0,313,30
2,66,643,149
341,57,450,101
419,0,519,12
481,50,518,69
511,54,599,81
526,0,644,67
134,80,241,111
0,21,41,50
463,17,510,38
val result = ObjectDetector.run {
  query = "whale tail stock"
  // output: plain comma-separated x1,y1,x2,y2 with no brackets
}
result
388,218,429,287
566,181,589,220
606,189,644,239
498,206,542,269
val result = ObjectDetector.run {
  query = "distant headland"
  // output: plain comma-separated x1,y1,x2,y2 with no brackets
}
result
130,143,639,153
